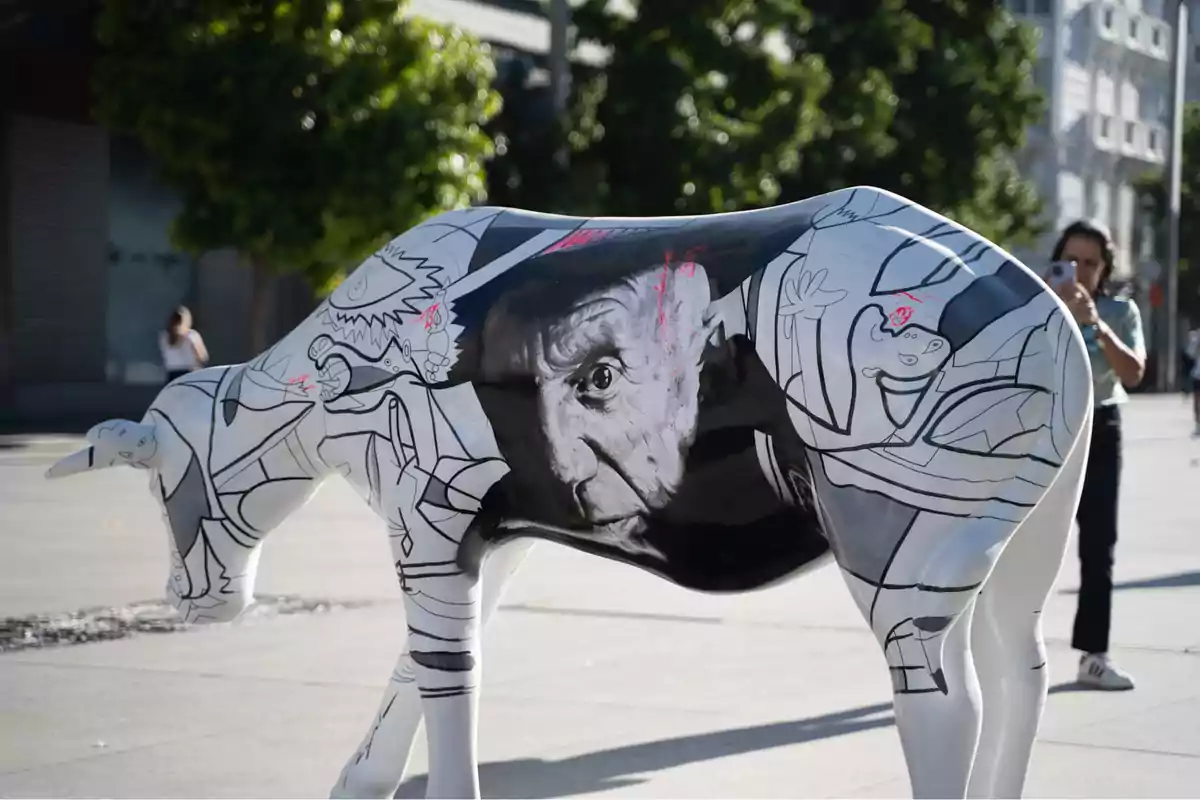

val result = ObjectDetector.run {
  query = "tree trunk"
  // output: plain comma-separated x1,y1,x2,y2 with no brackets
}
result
249,255,274,357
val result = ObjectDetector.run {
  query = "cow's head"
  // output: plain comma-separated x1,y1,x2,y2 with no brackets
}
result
46,418,161,478
45,373,294,624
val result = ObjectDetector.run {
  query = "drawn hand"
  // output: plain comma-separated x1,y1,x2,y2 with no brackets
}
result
781,268,849,323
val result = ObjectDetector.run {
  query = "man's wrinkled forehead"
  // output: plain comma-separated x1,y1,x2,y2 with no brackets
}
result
482,278,652,378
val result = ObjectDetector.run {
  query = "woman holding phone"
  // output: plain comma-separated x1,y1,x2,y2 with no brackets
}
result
1049,219,1146,690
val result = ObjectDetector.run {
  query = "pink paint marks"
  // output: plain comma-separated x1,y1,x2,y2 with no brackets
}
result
655,255,671,328
542,227,616,254
419,303,440,330
287,374,315,393
889,306,913,328
898,291,922,304
679,245,706,278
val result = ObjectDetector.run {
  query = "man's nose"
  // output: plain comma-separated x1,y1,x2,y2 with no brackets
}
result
540,391,599,489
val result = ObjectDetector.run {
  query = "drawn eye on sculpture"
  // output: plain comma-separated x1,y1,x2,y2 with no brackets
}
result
573,359,621,401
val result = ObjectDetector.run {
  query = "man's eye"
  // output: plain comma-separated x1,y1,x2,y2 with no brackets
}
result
577,363,617,395
591,365,613,390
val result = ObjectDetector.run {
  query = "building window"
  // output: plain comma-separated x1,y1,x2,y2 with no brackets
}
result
1100,115,1112,139
1129,17,1139,40
1126,121,1136,144
1151,25,1162,48
1149,128,1160,151
1194,43,1200,64
1103,7,1115,31
1033,0,1050,15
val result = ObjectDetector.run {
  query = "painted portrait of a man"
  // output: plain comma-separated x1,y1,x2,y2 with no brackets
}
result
445,213,831,591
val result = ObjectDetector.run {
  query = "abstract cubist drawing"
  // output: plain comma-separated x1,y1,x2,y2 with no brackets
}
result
47,186,1095,800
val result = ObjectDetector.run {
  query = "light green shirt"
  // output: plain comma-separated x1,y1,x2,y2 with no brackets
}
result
1088,295,1145,407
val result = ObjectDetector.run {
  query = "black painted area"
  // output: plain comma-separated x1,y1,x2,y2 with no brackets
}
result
467,218,558,273
445,205,814,386
161,454,211,558
938,260,1043,351
409,650,477,672
912,615,953,633
473,337,830,594
222,366,245,425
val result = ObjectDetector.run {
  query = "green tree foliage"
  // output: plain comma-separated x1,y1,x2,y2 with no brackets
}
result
565,0,832,216
1134,102,1200,325
93,0,501,351
774,0,1047,247
555,0,1045,247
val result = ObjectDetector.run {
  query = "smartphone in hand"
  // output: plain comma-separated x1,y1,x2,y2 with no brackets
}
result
1046,259,1077,288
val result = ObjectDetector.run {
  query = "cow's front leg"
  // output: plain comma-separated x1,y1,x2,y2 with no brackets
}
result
402,571,483,799
331,541,533,799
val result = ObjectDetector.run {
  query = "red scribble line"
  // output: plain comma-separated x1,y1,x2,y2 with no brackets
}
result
888,306,913,328
543,227,615,254
656,245,709,329
898,291,922,303
656,254,671,328
287,374,315,393
419,303,440,330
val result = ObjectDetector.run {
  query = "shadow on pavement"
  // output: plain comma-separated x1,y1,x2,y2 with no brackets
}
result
396,680,1095,798
396,701,895,798
1049,680,1097,695
1059,569,1200,594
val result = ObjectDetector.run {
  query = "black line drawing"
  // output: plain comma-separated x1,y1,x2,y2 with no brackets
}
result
46,186,1095,800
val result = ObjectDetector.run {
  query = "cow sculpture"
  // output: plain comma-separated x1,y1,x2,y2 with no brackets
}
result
46,187,1093,799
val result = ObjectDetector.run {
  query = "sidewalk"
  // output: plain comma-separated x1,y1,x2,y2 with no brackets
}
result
1,396,1198,798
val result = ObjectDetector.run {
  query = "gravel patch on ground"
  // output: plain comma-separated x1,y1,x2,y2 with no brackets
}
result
0,595,383,653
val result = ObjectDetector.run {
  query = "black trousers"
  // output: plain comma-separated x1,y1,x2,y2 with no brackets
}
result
1072,404,1122,655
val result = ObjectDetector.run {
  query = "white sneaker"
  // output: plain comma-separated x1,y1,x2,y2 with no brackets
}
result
1078,653,1135,690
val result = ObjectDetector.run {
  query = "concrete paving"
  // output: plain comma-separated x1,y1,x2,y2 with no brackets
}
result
1,396,1198,798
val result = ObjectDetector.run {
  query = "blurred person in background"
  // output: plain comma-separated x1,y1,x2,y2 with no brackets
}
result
159,305,209,383
1050,219,1146,691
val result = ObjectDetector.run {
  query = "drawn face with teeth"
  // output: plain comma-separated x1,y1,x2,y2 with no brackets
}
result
859,313,950,382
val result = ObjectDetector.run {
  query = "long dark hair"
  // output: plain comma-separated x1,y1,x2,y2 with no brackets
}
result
1051,219,1117,297
165,306,192,347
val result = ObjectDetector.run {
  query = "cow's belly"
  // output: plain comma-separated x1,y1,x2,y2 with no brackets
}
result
485,423,832,594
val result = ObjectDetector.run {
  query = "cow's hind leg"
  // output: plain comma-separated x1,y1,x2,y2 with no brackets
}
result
967,424,1090,798
840,510,1020,798
331,541,533,799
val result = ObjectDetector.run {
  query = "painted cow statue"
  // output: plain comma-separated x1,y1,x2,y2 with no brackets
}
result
47,187,1093,799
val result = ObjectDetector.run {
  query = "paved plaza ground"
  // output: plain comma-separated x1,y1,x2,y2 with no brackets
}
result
1,395,1198,798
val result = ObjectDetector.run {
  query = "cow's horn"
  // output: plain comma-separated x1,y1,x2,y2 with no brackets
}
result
45,446,99,479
